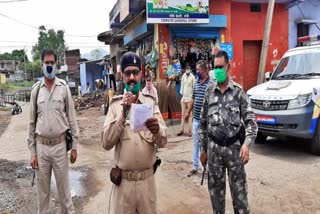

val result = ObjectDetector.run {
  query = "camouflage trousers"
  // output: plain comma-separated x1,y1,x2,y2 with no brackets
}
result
207,141,249,214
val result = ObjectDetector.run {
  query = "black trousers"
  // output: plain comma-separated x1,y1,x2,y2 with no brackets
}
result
109,74,116,92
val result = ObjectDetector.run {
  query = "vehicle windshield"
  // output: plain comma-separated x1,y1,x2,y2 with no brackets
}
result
271,52,320,80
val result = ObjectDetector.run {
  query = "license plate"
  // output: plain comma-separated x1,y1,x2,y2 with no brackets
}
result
256,115,276,124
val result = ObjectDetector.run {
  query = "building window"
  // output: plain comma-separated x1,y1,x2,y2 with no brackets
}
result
250,3,261,12
297,23,309,38
0,63,4,69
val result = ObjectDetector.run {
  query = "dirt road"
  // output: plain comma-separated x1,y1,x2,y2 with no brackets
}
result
0,104,320,213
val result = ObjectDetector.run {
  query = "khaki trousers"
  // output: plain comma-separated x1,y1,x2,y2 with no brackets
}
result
111,175,157,214
180,101,193,132
36,141,75,214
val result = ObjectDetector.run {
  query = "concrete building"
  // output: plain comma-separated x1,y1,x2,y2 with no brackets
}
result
0,60,20,78
98,0,303,119
289,0,320,48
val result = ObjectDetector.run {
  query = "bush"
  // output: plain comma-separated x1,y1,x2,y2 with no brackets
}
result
0,81,33,93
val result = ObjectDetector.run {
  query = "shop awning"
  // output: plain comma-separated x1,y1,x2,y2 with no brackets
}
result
123,20,153,46
97,30,113,44
97,30,124,45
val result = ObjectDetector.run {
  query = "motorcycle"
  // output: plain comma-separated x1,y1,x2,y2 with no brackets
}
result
11,101,22,115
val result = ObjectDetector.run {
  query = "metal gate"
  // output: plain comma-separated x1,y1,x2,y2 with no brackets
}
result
0,89,31,107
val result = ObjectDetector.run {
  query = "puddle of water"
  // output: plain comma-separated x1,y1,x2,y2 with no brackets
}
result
50,169,87,198
69,170,87,197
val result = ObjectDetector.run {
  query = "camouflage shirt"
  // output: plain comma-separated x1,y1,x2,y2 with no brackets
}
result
199,79,257,153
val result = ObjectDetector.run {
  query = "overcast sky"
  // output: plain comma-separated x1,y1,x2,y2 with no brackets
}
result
0,0,117,60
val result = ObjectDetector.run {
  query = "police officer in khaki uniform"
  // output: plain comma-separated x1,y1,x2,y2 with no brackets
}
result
101,52,167,214
28,49,79,214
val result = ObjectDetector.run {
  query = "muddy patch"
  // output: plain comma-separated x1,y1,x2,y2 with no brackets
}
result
0,159,96,214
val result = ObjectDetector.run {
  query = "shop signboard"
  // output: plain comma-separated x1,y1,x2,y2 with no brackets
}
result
221,43,234,60
147,0,209,24
120,0,130,22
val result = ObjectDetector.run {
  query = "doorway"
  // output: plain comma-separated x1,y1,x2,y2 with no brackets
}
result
243,40,262,91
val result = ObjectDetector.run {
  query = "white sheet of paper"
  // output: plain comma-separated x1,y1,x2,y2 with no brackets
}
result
130,103,153,132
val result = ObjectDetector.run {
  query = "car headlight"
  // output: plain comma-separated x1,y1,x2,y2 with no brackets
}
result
287,94,312,109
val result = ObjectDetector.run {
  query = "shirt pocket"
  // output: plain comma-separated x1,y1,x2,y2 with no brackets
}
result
52,96,65,112
37,96,46,114
208,106,221,126
228,105,241,126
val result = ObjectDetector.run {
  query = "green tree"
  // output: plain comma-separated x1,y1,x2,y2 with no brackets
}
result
12,49,28,63
0,49,28,62
0,52,12,60
90,49,103,60
30,60,42,78
32,25,67,67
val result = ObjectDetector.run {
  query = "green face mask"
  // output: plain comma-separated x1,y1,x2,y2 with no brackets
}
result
124,81,141,95
214,68,227,84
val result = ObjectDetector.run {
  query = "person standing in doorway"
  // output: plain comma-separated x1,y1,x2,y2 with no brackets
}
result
28,49,78,214
177,64,195,137
185,60,211,177
109,64,117,92
199,50,257,213
86,82,91,95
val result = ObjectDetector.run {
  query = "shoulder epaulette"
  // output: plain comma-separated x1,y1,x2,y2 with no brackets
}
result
142,93,156,101
233,81,243,90
32,81,41,89
57,78,67,86
110,95,123,103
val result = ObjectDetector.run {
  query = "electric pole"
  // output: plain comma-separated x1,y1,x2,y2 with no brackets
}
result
24,47,27,81
257,0,275,84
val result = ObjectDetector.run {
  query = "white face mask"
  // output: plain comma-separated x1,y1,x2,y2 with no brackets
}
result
186,69,191,74
42,64,57,80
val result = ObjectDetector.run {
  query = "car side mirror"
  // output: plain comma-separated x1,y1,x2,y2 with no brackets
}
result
265,72,271,81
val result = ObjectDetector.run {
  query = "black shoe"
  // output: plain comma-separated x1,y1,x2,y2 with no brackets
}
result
187,169,198,177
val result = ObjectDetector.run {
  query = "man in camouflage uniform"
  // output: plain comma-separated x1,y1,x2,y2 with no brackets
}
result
198,50,257,214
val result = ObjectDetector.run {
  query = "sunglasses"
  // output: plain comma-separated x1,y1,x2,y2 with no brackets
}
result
44,61,55,65
214,65,225,69
123,69,140,77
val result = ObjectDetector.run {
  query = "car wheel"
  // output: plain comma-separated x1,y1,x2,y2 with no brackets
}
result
255,132,267,144
310,119,320,155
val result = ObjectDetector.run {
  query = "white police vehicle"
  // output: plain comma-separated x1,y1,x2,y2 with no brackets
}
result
247,35,320,155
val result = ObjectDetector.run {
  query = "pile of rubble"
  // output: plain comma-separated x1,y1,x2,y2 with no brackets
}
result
74,94,103,111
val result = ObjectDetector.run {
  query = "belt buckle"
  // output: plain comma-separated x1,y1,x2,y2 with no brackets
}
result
140,171,145,180
128,172,135,180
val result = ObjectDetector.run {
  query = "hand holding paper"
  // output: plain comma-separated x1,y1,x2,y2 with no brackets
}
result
130,104,154,132
145,118,160,134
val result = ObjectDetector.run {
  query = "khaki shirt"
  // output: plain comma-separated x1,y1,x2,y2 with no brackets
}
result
142,86,159,105
101,93,167,170
180,73,195,102
28,77,79,155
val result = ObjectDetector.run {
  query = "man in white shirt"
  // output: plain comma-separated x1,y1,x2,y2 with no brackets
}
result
177,64,195,137
108,65,116,92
